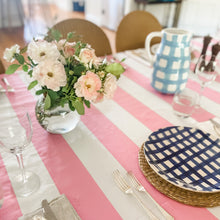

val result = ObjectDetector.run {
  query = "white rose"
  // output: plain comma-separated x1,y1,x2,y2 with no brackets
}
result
32,59,67,91
3,44,20,62
27,40,60,62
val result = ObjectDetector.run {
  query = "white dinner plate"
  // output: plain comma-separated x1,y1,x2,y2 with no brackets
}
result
144,126,220,193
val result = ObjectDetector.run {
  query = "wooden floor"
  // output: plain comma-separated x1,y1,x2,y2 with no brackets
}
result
0,3,116,70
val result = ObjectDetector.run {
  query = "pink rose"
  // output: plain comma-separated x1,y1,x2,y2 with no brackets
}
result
64,44,75,57
79,48,97,64
93,92,104,103
104,73,117,99
57,39,75,58
74,71,102,101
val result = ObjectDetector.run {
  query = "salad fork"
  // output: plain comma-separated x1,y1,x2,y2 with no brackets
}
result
127,171,174,220
113,169,159,220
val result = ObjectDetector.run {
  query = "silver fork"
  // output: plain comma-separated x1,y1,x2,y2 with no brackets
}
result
2,77,15,92
113,169,159,220
127,171,174,220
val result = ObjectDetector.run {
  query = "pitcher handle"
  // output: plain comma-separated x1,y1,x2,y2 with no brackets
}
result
145,32,162,65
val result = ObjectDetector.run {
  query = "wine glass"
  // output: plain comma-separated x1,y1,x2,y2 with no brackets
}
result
0,182,3,208
195,54,217,106
0,113,40,197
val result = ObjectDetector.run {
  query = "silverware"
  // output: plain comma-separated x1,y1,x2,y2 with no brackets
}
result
209,118,220,136
41,199,58,220
127,171,174,220
113,169,159,220
2,77,15,92
0,85,6,93
209,118,220,129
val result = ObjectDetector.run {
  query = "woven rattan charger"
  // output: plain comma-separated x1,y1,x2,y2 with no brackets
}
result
139,144,220,207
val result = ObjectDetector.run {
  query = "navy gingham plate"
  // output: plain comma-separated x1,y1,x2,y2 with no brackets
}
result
144,126,220,192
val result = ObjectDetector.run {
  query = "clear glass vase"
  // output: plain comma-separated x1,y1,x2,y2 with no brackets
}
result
35,96,80,134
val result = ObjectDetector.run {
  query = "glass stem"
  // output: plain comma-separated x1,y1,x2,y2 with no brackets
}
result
15,153,27,183
198,84,205,106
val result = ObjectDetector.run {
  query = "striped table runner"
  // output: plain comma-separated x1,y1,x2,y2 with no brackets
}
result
0,44,220,220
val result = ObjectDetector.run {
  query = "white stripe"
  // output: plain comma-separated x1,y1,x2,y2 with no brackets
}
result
63,122,165,220
0,94,60,215
117,75,198,127
94,99,151,146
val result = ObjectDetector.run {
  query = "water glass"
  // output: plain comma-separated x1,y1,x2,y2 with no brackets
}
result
172,88,198,118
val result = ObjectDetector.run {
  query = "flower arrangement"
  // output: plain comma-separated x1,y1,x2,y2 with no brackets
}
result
3,31,125,115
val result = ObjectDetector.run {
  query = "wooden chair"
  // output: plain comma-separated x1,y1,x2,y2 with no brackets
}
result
115,10,162,52
0,59,5,74
49,18,112,57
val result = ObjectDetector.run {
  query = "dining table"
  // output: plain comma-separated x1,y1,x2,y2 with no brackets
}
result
0,36,220,220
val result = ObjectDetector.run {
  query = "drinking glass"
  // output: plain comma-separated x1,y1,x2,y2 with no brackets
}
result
0,113,40,197
172,88,198,118
195,54,217,106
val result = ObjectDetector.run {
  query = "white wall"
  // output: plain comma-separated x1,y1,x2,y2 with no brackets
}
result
178,0,220,36
85,0,103,26
126,0,220,36
53,0,73,11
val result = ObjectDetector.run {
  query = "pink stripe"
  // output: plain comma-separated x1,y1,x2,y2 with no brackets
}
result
81,103,217,220
0,155,22,219
187,79,220,104
1,74,122,220
114,87,172,130
123,66,214,122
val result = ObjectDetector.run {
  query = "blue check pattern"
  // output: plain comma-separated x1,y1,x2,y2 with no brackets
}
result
144,126,220,192
151,32,191,94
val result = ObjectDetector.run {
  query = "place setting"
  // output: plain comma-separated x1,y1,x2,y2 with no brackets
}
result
135,31,220,208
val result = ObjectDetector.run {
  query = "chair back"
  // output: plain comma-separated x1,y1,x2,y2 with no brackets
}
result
50,18,112,57
116,10,162,52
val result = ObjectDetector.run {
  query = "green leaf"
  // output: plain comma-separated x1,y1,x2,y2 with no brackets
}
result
105,63,125,79
48,90,59,101
22,64,29,72
62,86,69,93
50,29,63,41
27,80,38,90
20,46,27,54
5,64,20,74
15,54,25,64
74,64,86,75
28,69,33,77
28,56,37,66
35,89,45,95
120,57,126,62
68,101,76,111
44,94,51,110
84,99,91,108
72,99,85,115
67,32,74,41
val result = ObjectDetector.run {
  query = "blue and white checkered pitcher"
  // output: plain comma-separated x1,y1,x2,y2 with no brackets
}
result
145,28,192,94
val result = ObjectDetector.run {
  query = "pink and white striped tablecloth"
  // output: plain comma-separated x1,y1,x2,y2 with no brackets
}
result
0,40,220,220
